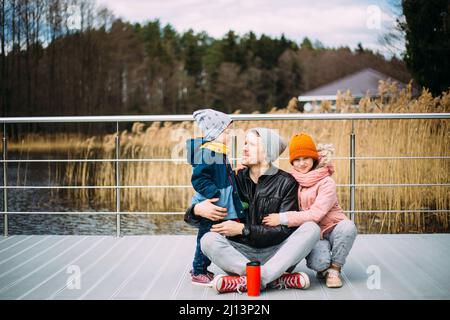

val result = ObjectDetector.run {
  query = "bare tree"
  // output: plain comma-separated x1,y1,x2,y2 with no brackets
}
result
378,0,406,58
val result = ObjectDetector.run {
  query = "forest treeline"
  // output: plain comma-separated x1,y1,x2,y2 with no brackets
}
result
1,0,411,126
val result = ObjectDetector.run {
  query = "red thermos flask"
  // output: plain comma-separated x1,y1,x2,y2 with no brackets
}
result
246,261,261,296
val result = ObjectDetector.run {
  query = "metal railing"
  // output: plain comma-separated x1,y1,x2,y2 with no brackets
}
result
298,95,366,102
1,113,450,237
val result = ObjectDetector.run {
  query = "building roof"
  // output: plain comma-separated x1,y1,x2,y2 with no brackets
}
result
300,68,413,97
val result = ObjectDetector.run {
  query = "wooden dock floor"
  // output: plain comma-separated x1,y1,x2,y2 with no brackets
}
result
0,234,449,300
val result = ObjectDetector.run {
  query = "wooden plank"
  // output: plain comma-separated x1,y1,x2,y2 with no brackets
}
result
0,236,52,265
0,234,449,300
170,237,208,300
0,236,87,299
428,234,450,252
53,236,137,299
7,236,98,299
141,236,194,299
43,236,119,300
376,236,449,299
109,236,164,299
112,236,177,299
0,237,73,283
356,235,427,299
394,235,450,282
17,236,110,300
0,236,34,254
79,236,150,300
168,237,201,300
333,237,393,300
0,235,16,245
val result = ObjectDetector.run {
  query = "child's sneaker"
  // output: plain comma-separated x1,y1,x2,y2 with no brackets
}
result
190,269,215,281
190,270,215,286
268,272,310,290
325,268,343,288
211,275,247,294
206,270,215,281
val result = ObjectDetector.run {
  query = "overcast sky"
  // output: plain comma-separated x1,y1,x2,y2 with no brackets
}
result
96,0,402,55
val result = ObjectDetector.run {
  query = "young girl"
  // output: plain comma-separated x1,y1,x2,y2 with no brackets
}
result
263,133,357,288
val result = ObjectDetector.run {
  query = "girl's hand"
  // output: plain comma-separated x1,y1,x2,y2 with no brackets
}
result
263,213,281,227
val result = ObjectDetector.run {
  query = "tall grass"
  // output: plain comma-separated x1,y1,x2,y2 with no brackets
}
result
8,82,450,233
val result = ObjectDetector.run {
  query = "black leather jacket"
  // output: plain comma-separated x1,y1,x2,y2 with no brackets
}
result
184,165,299,248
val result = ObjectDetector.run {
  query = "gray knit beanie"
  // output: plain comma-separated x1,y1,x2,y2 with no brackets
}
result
249,128,287,163
193,109,232,141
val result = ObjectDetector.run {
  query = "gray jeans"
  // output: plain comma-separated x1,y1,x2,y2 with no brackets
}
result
200,221,320,288
306,219,357,272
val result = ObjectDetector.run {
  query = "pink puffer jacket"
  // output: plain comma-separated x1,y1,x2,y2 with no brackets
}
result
280,144,348,239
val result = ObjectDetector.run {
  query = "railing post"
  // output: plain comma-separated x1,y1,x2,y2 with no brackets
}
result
231,135,237,168
2,123,8,237
115,122,121,237
349,120,356,221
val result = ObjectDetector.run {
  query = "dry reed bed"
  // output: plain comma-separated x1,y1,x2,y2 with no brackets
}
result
5,82,450,233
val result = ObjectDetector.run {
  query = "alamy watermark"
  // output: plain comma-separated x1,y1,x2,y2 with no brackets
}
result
366,265,381,290
66,265,81,290
366,4,398,31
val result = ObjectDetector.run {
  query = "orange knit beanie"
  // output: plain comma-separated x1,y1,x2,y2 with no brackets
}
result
289,133,319,163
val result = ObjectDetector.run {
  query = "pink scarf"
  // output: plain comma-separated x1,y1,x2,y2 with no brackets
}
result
290,162,335,188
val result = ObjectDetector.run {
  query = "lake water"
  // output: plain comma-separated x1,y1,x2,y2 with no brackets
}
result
1,153,446,236
0,154,197,236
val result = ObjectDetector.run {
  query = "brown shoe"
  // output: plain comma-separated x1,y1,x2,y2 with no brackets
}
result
326,268,343,288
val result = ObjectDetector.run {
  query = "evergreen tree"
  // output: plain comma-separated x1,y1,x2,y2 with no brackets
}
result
401,0,450,95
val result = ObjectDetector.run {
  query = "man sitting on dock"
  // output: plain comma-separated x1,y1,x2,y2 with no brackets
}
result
185,128,320,293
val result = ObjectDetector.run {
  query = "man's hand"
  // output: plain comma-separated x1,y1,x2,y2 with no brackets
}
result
210,221,244,237
193,198,228,221
262,213,281,227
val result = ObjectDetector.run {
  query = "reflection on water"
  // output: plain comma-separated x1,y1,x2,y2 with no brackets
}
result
0,152,196,235
0,214,197,235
